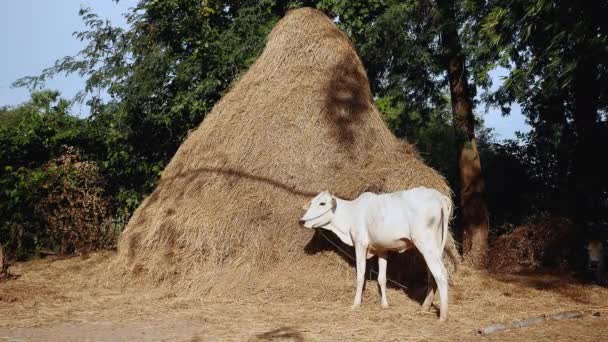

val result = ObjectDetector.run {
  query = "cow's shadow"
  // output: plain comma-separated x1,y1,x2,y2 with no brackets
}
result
304,229,430,304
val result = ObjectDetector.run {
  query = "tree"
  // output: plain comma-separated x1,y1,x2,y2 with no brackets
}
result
0,244,9,279
469,0,608,227
300,1,492,264
17,0,605,265
0,91,96,258
15,1,292,217
435,0,489,267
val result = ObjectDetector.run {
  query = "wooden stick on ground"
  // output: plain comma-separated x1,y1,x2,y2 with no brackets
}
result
477,311,584,336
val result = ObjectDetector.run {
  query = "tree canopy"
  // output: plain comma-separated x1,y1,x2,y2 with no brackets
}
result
2,0,606,259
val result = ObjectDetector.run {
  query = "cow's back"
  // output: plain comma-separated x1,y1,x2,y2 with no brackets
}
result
359,188,443,233
356,187,445,218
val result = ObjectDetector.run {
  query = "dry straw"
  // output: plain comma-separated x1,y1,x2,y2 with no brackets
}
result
108,8,460,297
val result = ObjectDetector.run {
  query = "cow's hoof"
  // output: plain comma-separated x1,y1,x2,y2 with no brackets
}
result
381,303,389,309
351,303,360,310
439,316,448,323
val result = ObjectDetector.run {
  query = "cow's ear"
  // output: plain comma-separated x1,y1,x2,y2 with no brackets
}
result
331,197,337,212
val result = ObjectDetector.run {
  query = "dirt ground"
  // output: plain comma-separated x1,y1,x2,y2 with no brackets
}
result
1,253,608,341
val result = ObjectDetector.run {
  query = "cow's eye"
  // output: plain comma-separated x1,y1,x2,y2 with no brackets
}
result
320,202,326,206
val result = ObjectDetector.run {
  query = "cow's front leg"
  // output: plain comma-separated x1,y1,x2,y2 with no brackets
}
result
352,243,367,309
378,252,389,308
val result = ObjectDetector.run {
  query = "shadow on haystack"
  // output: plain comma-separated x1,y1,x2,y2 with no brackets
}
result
254,327,304,341
304,230,430,304
323,53,371,149
302,50,433,303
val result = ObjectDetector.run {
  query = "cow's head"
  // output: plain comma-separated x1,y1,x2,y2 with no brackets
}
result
587,240,604,271
299,191,337,229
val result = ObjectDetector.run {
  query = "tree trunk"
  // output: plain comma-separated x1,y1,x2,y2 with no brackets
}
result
0,245,8,278
436,0,489,268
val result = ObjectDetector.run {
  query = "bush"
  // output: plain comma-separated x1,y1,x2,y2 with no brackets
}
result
35,146,115,255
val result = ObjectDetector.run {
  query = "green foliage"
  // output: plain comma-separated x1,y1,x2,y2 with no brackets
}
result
4,0,607,259
317,0,385,39
0,91,97,258
464,0,608,225
14,1,293,218
377,95,458,187
332,0,450,119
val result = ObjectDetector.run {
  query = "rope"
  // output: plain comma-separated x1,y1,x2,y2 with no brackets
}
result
318,230,410,291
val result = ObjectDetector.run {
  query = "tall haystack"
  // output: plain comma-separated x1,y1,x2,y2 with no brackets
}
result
112,8,459,296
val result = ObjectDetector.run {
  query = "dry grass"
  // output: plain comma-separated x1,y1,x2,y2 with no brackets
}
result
1,254,608,341
6,7,606,341
488,217,584,274
108,7,459,296
4,7,605,341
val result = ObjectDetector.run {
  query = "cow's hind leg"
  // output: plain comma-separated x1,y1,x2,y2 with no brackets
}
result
421,268,436,311
378,253,389,308
418,248,449,322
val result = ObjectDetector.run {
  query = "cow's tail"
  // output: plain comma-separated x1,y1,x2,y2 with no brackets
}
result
439,194,453,255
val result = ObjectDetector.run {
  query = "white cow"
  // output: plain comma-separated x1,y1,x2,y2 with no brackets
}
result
299,187,452,322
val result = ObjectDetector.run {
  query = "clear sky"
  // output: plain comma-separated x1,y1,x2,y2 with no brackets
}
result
0,0,135,116
482,67,529,141
0,0,530,139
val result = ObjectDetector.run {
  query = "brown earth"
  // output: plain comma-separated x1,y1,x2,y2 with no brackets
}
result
1,253,607,341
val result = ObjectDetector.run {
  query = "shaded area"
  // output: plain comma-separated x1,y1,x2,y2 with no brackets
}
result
323,53,372,148
304,229,429,304
491,271,598,305
484,217,608,302
487,218,588,274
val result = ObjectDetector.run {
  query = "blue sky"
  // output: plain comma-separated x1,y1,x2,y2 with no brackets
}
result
0,0,135,116
482,67,528,140
0,1,530,139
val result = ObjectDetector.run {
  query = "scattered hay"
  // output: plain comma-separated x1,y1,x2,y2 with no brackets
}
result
487,217,582,274
3,256,608,341
108,7,459,296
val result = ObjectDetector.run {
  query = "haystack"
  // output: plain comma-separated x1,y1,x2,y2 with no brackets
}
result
111,8,459,296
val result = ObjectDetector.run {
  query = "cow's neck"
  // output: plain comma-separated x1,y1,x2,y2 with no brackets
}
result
323,197,355,247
